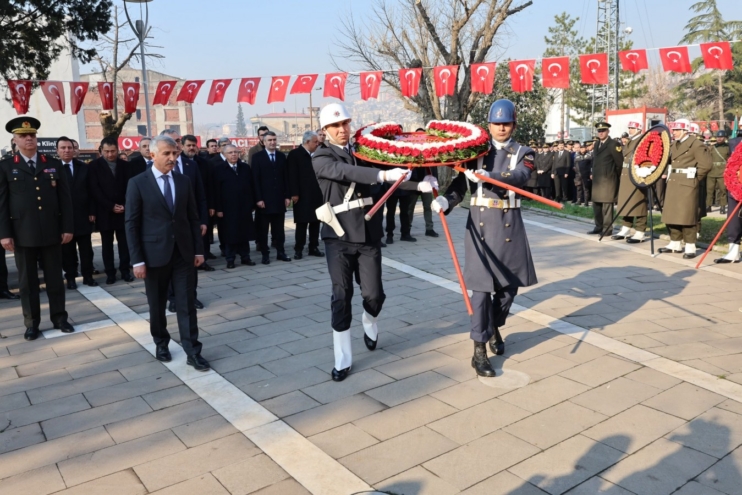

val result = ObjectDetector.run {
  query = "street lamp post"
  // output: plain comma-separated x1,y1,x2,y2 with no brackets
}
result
123,0,153,137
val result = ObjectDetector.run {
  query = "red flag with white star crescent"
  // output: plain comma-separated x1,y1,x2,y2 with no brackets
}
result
207,79,231,105
659,46,692,73
40,81,65,113
470,63,496,94
701,42,733,70
70,82,88,115
619,49,648,73
268,76,290,103
153,80,177,105
97,81,114,110
579,53,609,85
399,68,422,97
508,60,535,93
542,57,570,89
360,71,382,100
177,80,205,103
122,82,140,113
323,73,348,101
237,78,261,105
290,74,318,94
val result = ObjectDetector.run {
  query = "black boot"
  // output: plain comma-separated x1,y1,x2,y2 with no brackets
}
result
471,342,496,377
488,328,505,356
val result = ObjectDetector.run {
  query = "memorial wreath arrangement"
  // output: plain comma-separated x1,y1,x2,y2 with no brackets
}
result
629,124,671,188
724,143,742,202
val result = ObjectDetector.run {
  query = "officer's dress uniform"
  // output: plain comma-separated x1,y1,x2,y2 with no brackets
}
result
707,141,729,211
589,135,623,235
614,134,647,241
0,151,74,330
441,139,537,347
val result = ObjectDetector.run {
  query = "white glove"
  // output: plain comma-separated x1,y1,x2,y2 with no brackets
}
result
431,196,449,214
464,169,490,183
420,174,439,192
383,168,412,183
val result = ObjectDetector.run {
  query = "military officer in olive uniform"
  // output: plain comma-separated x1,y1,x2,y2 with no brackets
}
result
587,122,624,235
433,99,538,378
658,119,712,259
0,118,75,340
707,130,729,214
613,121,647,243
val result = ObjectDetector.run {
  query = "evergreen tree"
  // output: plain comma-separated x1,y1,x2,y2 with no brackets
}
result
236,104,248,137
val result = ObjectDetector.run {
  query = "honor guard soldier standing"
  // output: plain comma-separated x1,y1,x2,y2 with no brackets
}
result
707,130,729,214
0,117,75,340
313,103,433,382
659,120,712,258
432,99,538,378
587,122,623,235
613,121,647,243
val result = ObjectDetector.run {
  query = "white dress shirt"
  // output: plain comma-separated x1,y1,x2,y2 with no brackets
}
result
61,161,73,176
19,152,39,168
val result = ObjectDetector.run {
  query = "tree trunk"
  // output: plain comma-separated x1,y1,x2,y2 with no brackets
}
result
100,111,133,139
718,71,724,124
560,89,565,138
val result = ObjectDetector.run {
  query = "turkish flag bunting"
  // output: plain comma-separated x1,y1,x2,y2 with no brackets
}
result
268,76,290,103
433,65,459,97
360,71,382,101
659,46,692,73
237,78,261,105
207,79,231,105
290,74,318,94
619,49,649,73
579,53,609,85
70,82,88,115
153,80,177,105
8,80,33,114
97,81,115,110
177,80,205,103
40,81,65,113
542,57,570,89
399,68,422,97
470,63,496,94
122,82,140,114
701,42,733,70
508,60,535,93
324,73,348,101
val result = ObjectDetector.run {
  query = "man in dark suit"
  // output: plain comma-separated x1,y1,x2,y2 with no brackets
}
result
182,134,216,269
128,137,151,177
125,135,209,371
89,137,134,284
160,130,208,312
551,140,571,202
247,126,269,165
56,137,97,289
0,117,75,340
287,131,324,259
252,131,291,264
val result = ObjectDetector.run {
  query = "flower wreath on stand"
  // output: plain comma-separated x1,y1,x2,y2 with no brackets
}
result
629,124,671,188
724,143,742,203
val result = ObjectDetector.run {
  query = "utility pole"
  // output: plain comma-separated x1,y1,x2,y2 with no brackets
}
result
592,0,619,122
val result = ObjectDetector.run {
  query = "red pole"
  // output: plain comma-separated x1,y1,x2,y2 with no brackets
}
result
695,201,742,269
453,165,564,210
428,167,473,315
364,174,406,221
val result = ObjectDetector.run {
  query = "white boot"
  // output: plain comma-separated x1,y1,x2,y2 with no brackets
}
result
664,240,681,252
684,243,697,258
612,226,631,239
362,311,378,341
724,243,740,261
626,231,645,244
333,330,353,371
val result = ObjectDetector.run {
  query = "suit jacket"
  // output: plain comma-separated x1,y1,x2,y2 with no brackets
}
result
190,153,214,210
0,153,74,247
552,150,571,175
287,146,323,223
213,160,256,243
88,157,132,231
62,159,95,236
128,155,150,178
252,150,290,215
247,143,265,166
176,155,208,224
125,168,203,268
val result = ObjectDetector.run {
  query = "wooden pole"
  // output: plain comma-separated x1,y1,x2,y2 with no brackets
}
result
695,201,742,269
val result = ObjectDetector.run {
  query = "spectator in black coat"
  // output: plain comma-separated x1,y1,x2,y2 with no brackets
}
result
128,137,151,177
287,131,324,259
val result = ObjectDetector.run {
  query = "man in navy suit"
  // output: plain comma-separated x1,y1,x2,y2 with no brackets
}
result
125,135,209,371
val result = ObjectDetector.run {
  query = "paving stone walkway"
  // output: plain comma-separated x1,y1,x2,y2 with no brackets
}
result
1,204,742,495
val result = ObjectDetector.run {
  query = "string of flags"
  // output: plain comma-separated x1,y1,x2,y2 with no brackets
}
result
4,41,736,115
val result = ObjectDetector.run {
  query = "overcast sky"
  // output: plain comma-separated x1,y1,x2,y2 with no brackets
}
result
86,0,739,126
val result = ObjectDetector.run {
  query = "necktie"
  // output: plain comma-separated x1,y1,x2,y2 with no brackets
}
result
173,163,181,175
232,165,237,175
162,175,174,213
270,154,275,163
28,159,35,172
147,160,153,167
64,163,72,179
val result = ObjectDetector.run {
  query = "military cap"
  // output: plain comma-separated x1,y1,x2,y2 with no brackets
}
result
583,141,593,146
595,122,611,131
708,137,717,144
5,116,40,135
528,140,536,146
621,132,629,138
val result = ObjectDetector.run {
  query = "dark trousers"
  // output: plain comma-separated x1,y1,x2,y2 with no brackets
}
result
204,215,217,257
554,175,569,201
707,175,727,207
14,244,67,328
61,234,94,280
325,239,386,332
259,213,286,255
145,246,201,356
726,194,742,244
668,224,697,244
295,221,320,253
407,192,435,231
100,229,131,277
470,288,517,343
576,180,591,204
167,266,198,304
386,195,413,236
224,243,251,262
536,186,552,199
0,248,10,292
593,202,614,233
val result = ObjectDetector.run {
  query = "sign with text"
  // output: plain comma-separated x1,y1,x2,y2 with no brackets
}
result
229,137,260,148
119,136,202,150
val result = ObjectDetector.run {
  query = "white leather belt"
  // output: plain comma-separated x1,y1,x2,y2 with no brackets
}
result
470,197,520,209
332,197,373,213
671,168,694,174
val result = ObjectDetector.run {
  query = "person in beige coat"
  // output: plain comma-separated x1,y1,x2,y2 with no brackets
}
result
612,121,647,243
658,119,712,259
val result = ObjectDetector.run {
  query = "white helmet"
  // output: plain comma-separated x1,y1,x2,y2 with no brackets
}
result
689,123,700,135
669,119,691,131
319,103,352,129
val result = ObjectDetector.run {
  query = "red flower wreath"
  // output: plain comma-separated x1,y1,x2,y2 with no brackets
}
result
633,132,664,166
724,144,742,202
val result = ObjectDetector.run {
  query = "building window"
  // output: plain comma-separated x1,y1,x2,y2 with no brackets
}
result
136,109,141,120
137,125,147,136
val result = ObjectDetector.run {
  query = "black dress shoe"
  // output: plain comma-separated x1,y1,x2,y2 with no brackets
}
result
425,230,439,237
472,342,496,377
714,258,735,264
386,235,394,244
194,299,204,310
241,258,256,266
586,229,601,235
720,206,727,215
206,253,217,260
332,366,351,382
168,301,176,313
683,253,697,259
0,290,20,300
379,241,387,248
186,354,210,371
364,333,377,351
82,278,98,287
226,261,236,269
66,279,77,290
156,346,172,362
277,252,291,262
294,252,303,260
106,276,116,285
199,263,216,272
262,255,270,265
93,269,100,275
657,247,683,254
54,322,75,333
121,273,135,283
24,327,40,341
488,331,505,356
610,235,626,240
400,234,417,242
309,248,324,257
